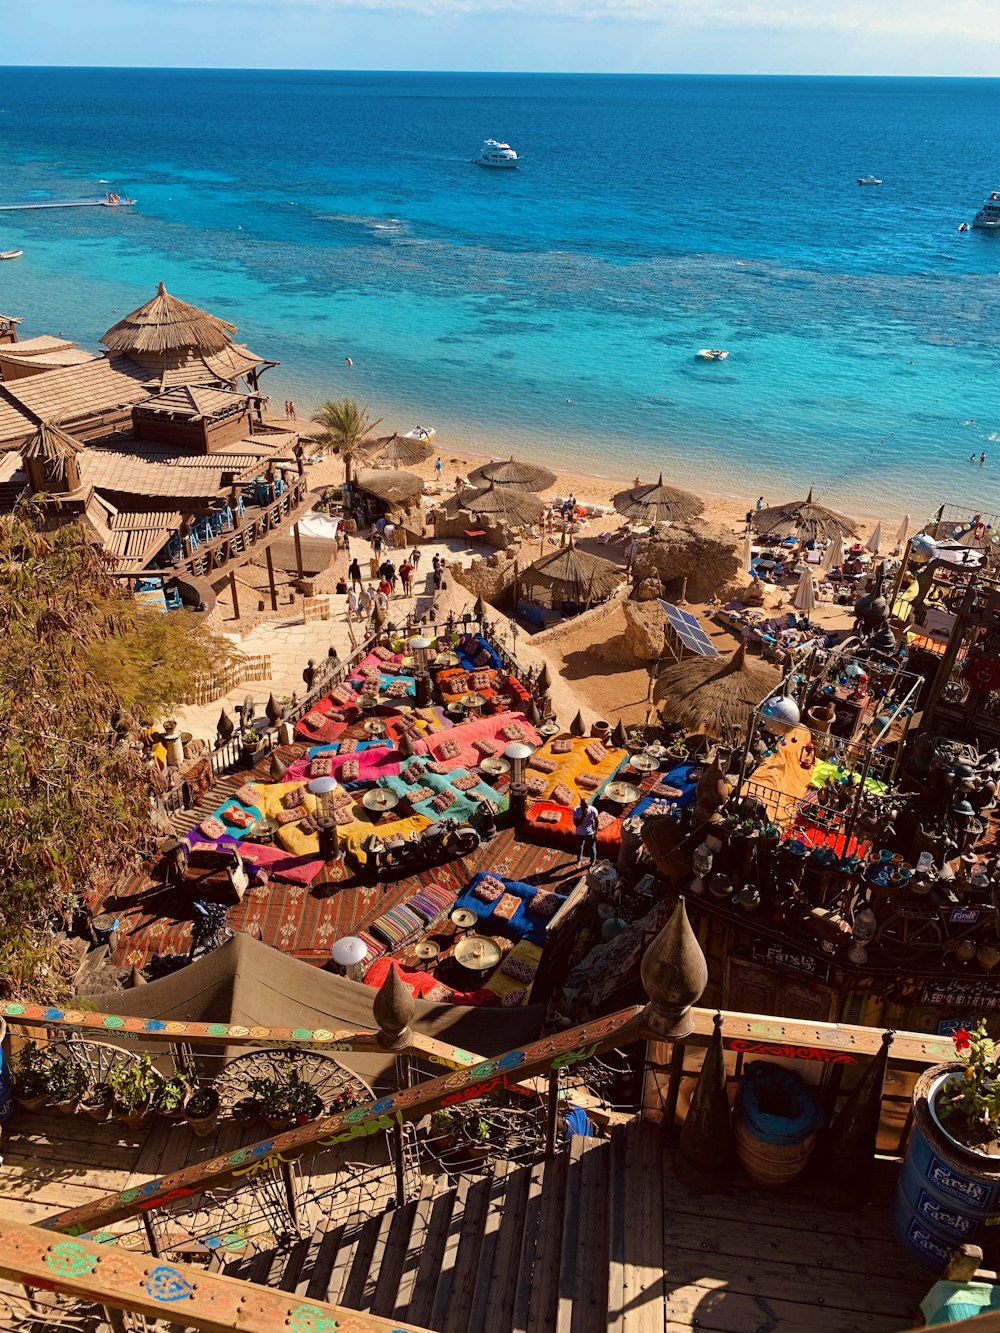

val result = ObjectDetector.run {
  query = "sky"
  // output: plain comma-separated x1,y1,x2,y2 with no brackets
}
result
1,0,998,75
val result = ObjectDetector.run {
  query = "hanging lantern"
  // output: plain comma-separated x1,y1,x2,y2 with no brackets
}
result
690,841,713,895
761,692,800,735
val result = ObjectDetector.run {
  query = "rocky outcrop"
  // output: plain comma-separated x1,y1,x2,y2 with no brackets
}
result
631,523,741,604
622,599,666,662
451,548,518,609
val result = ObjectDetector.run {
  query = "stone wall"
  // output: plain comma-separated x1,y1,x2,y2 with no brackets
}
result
631,522,741,604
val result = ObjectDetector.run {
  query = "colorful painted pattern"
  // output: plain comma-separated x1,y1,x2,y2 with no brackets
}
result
41,1007,644,1236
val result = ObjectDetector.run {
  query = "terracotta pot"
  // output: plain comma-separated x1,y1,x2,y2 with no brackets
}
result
13,1090,48,1114
54,1097,81,1118
81,1086,113,1123
184,1087,220,1138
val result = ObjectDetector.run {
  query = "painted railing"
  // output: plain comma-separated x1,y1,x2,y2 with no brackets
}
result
172,477,312,580
0,1218,434,1333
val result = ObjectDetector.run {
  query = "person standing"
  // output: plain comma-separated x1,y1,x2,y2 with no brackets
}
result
348,556,362,589
410,546,421,571
573,797,599,867
399,558,413,596
374,586,389,626
435,456,443,481
372,530,383,559
745,509,754,533
756,496,765,511
383,520,396,547
346,587,360,621
302,658,317,691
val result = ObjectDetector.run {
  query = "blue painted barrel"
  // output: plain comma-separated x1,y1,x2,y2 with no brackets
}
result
0,1019,13,1126
892,1065,1000,1271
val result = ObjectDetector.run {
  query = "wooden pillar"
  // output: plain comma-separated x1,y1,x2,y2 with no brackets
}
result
294,522,304,579
265,544,279,612
229,571,241,622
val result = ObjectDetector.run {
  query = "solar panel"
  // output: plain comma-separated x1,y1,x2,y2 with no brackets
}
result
658,600,720,659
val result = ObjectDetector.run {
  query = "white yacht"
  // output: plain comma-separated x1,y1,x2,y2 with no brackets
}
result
473,139,519,169
972,190,1000,231
857,175,882,186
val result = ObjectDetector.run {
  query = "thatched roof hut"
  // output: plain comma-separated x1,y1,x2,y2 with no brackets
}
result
100,282,237,357
21,419,83,466
613,473,704,526
754,488,858,543
653,641,780,740
468,456,556,492
354,469,424,508
361,433,435,470
445,481,544,528
522,540,624,608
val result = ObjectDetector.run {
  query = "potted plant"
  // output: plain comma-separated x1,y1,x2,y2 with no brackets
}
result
427,1107,460,1149
107,1054,157,1129
156,1067,191,1122
247,1063,322,1131
184,1081,221,1138
893,1021,1000,1270
12,1043,52,1112
48,1056,88,1117
80,1081,113,1123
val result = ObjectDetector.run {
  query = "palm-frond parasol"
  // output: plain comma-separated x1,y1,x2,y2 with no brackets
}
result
754,488,858,542
653,642,780,740
522,539,624,604
100,282,237,356
361,433,435,470
612,472,703,525
21,419,83,465
354,469,424,506
467,456,556,492
445,481,545,527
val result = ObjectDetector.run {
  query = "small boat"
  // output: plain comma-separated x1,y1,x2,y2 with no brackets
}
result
473,139,519,169
972,191,1000,231
857,176,882,186
403,425,435,441
696,348,729,361
958,222,971,233
0,249,22,260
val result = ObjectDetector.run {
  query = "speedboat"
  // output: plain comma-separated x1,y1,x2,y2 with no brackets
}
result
857,176,882,186
404,425,435,441
958,222,971,233
473,139,519,169
696,348,729,361
0,250,22,260
973,191,1000,231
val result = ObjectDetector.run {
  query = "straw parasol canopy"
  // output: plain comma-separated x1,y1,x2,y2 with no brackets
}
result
446,481,545,528
21,419,83,466
467,456,556,492
753,488,859,543
100,281,237,356
791,568,816,612
361,433,435,470
653,642,780,740
354,469,424,507
612,473,703,526
522,539,624,605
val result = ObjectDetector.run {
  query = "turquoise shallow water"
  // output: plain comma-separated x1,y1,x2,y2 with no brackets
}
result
1,68,998,516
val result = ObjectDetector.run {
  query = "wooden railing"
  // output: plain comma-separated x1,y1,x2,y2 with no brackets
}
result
0,1218,434,1333
173,477,311,580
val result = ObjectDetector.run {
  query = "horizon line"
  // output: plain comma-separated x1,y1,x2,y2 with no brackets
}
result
1,64,997,79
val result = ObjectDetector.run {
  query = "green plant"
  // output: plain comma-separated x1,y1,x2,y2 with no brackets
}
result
107,1054,157,1115
13,1042,53,1099
429,1108,457,1136
185,1084,219,1118
311,398,383,484
47,1056,87,1103
157,1070,189,1115
469,1117,492,1144
248,1063,321,1122
938,1022,1000,1148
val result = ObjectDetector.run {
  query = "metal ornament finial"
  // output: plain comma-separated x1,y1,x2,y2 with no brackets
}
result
640,896,708,1039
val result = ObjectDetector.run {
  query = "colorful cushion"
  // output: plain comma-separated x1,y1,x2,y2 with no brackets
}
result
453,773,480,792
473,875,505,902
339,738,359,753
501,723,527,742
407,785,434,804
432,790,457,813
525,776,548,797
277,807,304,825
531,890,561,918
235,783,259,806
334,806,355,826
281,787,307,809
552,739,573,754
493,893,521,922
402,761,427,783
501,955,535,982
473,739,499,758
341,759,360,782
501,987,528,1007
309,757,333,778
576,772,601,792
537,808,561,824
585,740,608,764
332,789,355,810
529,757,556,774
438,738,462,760
199,816,226,839
552,782,575,807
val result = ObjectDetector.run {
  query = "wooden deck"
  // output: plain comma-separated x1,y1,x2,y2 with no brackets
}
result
216,1121,932,1333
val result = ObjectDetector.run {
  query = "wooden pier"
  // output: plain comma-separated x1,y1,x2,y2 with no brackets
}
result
0,198,136,212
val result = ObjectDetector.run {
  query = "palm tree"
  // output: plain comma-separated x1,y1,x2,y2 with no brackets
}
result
311,398,383,484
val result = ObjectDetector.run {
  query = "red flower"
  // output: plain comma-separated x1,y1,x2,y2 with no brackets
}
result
954,1027,971,1054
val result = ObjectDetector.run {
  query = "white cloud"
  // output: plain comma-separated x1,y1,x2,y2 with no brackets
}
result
149,0,1000,43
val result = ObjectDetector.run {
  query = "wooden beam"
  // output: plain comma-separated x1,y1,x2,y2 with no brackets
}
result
264,543,279,612
228,570,240,622
293,521,304,579
0,1217,434,1333
40,1008,645,1237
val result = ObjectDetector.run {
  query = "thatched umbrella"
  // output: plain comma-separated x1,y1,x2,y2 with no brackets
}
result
354,469,424,508
21,419,83,469
522,540,624,607
754,488,858,543
653,642,780,740
612,473,703,526
467,456,556,492
446,481,544,528
361,433,435,470
100,282,236,356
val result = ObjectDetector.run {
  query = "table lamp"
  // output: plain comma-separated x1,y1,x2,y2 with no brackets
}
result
330,935,368,978
408,634,432,706
505,741,534,827
307,776,340,860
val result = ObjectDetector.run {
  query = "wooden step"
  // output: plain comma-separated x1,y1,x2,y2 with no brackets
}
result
407,1189,458,1329
571,1138,611,1333
622,1121,665,1333
510,1159,547,1333
525,1150,570,1333
607,1126,628,1333
440,1175,492,1333
556,1137,588,1333
479,1162,532,1333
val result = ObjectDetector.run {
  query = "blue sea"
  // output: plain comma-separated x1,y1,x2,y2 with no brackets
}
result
1,68,998,516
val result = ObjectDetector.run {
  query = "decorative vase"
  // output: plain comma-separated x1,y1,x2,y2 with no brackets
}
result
892,1064,1000,1270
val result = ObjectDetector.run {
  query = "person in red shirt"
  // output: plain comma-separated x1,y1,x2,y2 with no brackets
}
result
378,577,392,599
399,560,414,595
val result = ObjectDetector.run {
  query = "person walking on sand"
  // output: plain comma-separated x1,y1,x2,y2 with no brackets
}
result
348,556,362,589
399,558,413,596
409,546,421,571
346,587,360,622
756,496,764,511
372,530,383,558
284,400,290,420
435,456,443,481
288,401,297,420
573,796,599,867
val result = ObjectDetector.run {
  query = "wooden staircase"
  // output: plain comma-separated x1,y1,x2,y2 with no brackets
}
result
216,1117,931,1333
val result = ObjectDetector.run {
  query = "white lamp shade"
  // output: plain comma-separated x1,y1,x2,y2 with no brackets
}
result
408,636,432,651
331,935,368,966
504,742,534,763
307,776,340,796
